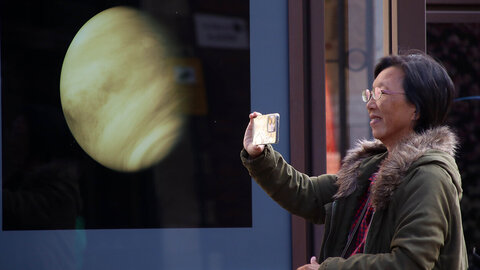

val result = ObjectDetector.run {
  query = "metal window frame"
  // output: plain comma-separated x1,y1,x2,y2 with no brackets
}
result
288,0,326,268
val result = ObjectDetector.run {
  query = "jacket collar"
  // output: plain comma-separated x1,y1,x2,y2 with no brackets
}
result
333,126,459,210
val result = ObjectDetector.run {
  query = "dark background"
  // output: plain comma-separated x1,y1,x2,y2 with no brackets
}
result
427,22,480,262
1,0,252,229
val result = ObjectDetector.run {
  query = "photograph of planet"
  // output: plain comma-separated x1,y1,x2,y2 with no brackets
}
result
60,6,186,172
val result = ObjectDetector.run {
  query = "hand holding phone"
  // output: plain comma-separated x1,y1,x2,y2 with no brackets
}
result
252,113,280,145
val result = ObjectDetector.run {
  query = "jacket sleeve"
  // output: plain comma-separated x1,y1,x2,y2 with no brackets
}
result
319,163,462,270
241,145,337,224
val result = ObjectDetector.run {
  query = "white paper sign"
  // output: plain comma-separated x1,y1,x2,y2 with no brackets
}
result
194,13,249,49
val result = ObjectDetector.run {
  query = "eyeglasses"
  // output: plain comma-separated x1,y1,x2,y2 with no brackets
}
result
362,87,405,102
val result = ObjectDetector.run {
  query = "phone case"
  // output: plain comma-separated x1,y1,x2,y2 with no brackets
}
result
252,113,280,145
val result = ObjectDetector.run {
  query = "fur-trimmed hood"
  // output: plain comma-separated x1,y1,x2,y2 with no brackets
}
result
333,126,461,210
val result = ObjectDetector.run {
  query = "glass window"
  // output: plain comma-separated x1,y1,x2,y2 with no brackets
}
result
324,0,384,173
1,1,293,269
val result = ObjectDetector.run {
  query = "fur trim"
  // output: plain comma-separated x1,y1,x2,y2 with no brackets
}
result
333,126,458,210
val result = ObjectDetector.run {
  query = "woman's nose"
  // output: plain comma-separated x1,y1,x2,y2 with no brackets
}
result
366,97,377,110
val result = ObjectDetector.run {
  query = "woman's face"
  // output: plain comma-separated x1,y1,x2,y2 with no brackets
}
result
367,66,417,149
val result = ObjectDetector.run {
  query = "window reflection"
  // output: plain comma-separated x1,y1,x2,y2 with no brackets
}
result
324,0,384,173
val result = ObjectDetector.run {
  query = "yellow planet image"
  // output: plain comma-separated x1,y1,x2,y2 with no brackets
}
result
60,6,185,172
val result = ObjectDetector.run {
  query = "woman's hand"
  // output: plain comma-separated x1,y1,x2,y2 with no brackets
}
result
243,112,265,158
296,256,320,270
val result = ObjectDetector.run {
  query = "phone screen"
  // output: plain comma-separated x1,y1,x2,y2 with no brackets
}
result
252,113,280,145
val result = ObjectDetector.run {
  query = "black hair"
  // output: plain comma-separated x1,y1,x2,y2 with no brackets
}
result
374,52,455,133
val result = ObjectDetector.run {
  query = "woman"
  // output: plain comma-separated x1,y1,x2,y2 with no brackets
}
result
241,53,468,269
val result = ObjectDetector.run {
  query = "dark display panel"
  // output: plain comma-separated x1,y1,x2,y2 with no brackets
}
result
1,0,251,230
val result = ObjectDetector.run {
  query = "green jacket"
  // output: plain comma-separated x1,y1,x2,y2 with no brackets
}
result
241,126,468,269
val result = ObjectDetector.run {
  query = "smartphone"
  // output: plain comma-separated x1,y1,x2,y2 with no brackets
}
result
252,113,280,145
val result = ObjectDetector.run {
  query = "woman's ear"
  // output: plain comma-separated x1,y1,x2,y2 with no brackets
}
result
412,110,420,121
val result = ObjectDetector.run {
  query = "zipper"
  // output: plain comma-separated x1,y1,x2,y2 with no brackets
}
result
364,212,375,251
